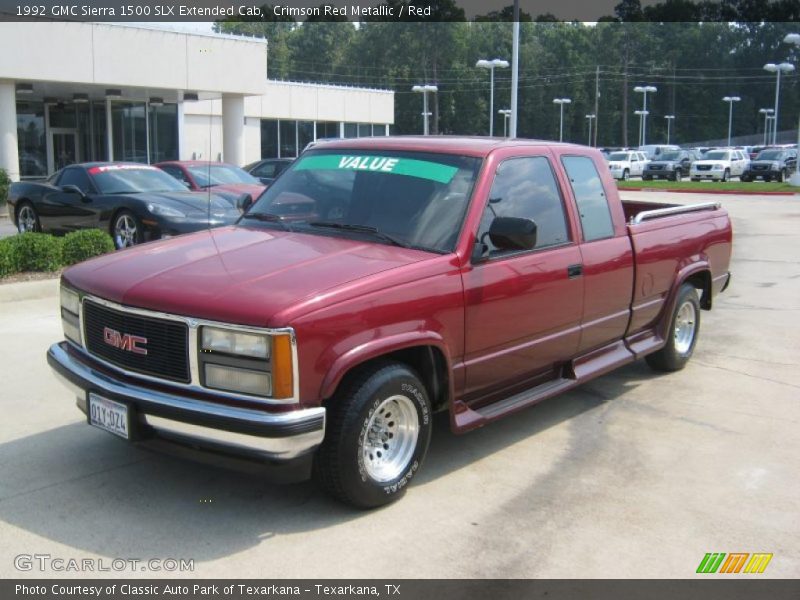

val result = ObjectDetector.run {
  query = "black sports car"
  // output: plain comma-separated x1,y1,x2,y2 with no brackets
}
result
7,162,241,248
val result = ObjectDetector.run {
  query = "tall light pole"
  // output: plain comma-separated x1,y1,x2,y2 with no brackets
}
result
664,115,675,144
783,33,800,186
476,58,509,136
759,108,774,145
553,98,571,142
498,109,512,137
510,0,519,138
722,96,741,147
634,110,649,146
585,114,596,146
633,85,657,146
763,62,794,145
411,84,438,136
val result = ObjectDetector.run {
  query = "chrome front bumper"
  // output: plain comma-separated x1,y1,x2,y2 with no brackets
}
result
47,342,325,462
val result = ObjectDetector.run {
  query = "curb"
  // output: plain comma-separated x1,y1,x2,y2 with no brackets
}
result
0,277,59,303
618,186,799,196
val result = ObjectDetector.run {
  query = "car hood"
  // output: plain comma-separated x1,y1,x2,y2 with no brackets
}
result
130,190,238,216
692,160,728,166
749,160,781,167
63,226,435,327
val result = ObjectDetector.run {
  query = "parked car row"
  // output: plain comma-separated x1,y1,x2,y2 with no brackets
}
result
8,157,296,249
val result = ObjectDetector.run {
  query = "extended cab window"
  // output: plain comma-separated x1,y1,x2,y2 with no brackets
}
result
477,156,569,255
561,156,614,242
244,150,482,253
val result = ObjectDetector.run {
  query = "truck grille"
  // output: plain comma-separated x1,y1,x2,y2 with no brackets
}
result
696,165,712,171
83,299,190,383
649,165,663,170
752,164,768,170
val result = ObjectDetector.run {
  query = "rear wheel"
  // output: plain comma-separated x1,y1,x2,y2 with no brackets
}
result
646,283,701,372
314,361,432,508
16,202,40,233
112,210,142,249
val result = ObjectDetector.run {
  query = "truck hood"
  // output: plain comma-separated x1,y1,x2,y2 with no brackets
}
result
63,226,435,327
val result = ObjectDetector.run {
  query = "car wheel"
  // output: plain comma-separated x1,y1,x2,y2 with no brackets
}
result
622,169,630,181
112,210,143,249
722,169,730,182
691,177,700,182
16,202,41,233
741,175,751,182
314,361,432,509
646,283,701,372
776,169,785,183
673,170,682,182
642,175,652,181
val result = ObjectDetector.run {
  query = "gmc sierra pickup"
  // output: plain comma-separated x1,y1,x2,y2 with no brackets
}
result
47,137,732,508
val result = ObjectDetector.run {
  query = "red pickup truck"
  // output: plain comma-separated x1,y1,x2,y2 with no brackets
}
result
47,137,732,508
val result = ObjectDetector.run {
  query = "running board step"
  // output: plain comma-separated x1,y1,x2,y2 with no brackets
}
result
475,377,574,420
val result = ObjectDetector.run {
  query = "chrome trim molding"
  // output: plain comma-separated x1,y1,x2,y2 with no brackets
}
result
74,292,300,406
630,202,721,225
48,343,324,460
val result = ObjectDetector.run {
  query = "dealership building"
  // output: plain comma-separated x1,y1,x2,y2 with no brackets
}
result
0,21,394,181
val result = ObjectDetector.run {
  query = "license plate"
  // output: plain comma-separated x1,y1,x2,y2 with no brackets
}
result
88,393,129,439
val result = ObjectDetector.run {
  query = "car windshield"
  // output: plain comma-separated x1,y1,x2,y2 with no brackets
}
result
660,152,682,161
704,151,730,160
242,149,483,253
608,152,630,161
756,150,785,160
90,165,187,194
188,165,260,188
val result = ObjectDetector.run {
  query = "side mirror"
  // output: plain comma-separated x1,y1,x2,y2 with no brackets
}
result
236,193,254,212
488,217,537,251
61,184,85,197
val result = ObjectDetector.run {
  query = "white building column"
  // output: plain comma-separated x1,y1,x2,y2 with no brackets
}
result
0,80,20,182
221,94,245,166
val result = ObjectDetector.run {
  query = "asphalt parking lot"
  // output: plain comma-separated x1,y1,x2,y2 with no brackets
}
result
0,190,797,579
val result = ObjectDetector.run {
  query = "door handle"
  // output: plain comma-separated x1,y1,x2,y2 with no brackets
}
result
567,264,583,278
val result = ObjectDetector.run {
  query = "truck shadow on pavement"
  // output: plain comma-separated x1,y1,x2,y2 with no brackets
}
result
0,361,653,565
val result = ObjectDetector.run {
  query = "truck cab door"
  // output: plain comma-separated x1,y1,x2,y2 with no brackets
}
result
462,153,583,403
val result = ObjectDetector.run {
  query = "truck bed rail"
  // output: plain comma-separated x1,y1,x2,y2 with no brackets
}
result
629,202,721,225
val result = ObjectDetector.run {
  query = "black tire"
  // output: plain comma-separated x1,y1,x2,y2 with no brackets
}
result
721,169,730,182
673,170,683,182
646,283,701,372
16,201,41,233
622,169,630,181
314,361,433,509
740,174,751,182
111,210,143,249
691,177,700,182
642,175,652,181
776,169,785,183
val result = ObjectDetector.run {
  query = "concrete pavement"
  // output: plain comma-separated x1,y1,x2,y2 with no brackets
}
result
0,191,797,579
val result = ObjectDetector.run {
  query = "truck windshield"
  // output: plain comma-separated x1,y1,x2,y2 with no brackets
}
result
756,150,786,160
660,152,682,161
704,151,730,160
242,150,482,253
607,152,630,161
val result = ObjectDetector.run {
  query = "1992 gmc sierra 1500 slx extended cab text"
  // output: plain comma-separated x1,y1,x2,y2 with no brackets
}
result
47,137,732,508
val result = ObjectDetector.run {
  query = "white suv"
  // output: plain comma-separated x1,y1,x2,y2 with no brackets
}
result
606,151,649,180
690,149,749,182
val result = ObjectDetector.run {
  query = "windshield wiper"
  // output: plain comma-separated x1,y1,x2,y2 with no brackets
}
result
240,212,293,231
306,221,417,249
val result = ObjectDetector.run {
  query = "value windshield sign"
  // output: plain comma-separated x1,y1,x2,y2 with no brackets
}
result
295,154,458,184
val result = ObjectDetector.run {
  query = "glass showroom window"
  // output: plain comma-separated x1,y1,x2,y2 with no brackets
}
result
111,102,147,163
298,121,314,152
344,122,358,138
317,121,340,139
261,119,278,158
279,120,297,157
358,123,372,137
16,101,46,178
148,103,179,163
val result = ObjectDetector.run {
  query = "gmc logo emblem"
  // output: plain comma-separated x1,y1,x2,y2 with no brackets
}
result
103,327,148,355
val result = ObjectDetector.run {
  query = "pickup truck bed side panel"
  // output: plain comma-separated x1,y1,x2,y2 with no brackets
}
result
626,210,732,335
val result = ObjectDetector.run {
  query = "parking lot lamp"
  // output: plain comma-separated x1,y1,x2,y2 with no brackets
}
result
664,115,675,145
633,85,657,145
585,114,596,146
722,96,741,147
411,85,438,136
553,98,571,142
476,59,509,136
759,108,774,145
763,62,794,145
498,109,512,137
783,33,800,185
634,110,648,146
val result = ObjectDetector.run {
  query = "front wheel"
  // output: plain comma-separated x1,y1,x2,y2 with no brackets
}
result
721,169,730,182
622,169,630,181
16,202,41,233
112,210,143,249
646,283,701,372
314,361,432,508
673,170,683,182
776,169,786,183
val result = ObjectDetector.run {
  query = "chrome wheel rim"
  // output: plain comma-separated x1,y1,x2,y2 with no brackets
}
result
674,300,697,355
361,394,419,483
18,206,37,232
675,171,682,182
114,215,138,248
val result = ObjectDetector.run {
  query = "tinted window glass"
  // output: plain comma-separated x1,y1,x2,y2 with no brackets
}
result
90,165,187,194
253,162,277,178
159,165,190,185
561,156,614,242
58,168,94,193
477,156,569,254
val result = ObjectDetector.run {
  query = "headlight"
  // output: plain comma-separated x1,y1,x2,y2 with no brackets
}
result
147,203,186,218
712,164,724,170
201,327,270,359
60,284,81,345
204,364,271,396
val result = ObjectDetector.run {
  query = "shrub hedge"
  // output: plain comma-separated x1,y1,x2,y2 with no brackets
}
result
0,230,115,279
0,168,9,207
